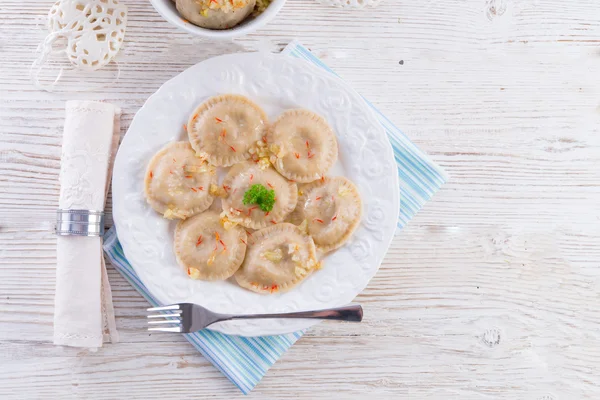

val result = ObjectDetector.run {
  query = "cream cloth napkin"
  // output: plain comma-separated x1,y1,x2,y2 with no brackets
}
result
54,100,121,348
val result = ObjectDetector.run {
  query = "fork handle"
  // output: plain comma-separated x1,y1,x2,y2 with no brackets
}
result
227,304,363,322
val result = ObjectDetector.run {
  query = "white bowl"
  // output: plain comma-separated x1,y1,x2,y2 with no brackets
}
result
149,0,287,39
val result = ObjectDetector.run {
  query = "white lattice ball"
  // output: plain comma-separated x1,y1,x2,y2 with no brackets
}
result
48,0,127,71
316,0,382,8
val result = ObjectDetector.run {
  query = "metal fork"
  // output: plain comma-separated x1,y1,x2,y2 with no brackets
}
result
147,303,363,333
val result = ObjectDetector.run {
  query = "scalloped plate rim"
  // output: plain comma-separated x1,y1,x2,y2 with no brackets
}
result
112,52,399,336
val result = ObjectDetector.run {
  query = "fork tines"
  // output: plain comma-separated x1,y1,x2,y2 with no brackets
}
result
147,304,183,333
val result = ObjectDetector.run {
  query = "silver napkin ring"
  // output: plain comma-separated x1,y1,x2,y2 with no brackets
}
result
56,209,105,237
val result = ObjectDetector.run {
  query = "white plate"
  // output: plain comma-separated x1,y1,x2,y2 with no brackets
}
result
112,52,399,336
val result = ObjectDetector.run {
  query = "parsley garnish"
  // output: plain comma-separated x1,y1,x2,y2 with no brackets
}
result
243,184,275,212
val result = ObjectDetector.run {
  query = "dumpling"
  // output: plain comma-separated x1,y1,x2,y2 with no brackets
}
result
266,109,338,183
174,211,247,280
234,223,319,294
176,0,256,30
290,176,362,252
221,162,298,229
187,94,268,167
144,141,217,219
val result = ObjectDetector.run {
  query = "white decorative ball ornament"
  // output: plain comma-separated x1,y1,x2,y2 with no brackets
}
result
47,0,128,71
31,0,128,90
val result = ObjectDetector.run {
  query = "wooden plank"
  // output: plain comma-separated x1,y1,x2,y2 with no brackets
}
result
1,0,599,398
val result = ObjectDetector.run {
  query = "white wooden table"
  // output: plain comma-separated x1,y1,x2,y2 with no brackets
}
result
1,0,600,398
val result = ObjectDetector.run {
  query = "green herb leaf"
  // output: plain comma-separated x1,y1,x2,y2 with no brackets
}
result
258,188,275,212
243,184,264,205
243,184,275,212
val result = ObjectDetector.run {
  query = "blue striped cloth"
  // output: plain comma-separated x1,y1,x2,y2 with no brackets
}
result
103,229,302,394
282,41,448,229
103,42,447,394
